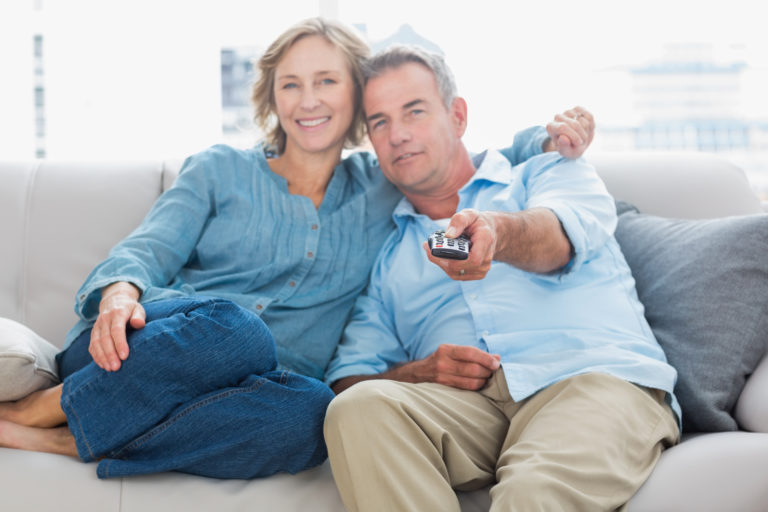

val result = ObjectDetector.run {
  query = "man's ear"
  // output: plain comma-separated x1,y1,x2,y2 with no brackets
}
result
450,97,468,137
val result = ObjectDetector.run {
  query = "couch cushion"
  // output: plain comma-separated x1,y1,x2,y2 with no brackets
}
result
614,202,768,432
0,317,60,401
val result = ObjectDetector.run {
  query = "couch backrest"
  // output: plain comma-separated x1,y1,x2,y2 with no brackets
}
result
590,151,763,218
1,160,167,345
0,151,762,348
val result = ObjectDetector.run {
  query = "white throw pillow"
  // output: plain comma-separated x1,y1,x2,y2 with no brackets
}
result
0,318,60,401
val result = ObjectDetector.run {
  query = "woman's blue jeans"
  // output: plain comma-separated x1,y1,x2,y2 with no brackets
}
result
55,297,334,480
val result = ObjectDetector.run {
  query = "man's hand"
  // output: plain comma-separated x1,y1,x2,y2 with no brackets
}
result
331,344,501,394
89,282,145,371
424,209,498,280
403,344,501,390
545,106,595,159
425,207,571,278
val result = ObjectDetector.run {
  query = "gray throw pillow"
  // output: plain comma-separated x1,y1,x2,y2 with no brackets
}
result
614,202,768,432
0,317,60,401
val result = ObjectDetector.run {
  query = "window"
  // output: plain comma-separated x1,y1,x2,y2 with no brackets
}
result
1,0,766,199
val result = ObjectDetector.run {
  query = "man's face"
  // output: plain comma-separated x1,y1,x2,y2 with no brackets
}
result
363,62,465,195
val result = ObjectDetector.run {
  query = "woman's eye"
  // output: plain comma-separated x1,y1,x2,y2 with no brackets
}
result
282,82,298,89
321,78,336,85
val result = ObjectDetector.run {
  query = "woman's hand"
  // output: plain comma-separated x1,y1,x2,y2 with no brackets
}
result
89,282,145,371
545,106,595,159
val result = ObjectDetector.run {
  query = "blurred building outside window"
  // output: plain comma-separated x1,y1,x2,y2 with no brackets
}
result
2,1,767,200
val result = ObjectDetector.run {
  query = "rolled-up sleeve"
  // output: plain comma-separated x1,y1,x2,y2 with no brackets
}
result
523,154,617,275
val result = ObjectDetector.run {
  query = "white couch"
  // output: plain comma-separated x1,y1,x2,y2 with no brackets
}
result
1,151,767,511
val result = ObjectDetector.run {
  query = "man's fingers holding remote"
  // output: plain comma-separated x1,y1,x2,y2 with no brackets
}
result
424,243,478,280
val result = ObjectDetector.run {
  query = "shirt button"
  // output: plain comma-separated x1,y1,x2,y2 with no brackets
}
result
289,281,296,287
470,294,478,300
307,251,314,258
256,304,263,311
311,224,318,230
482,330,490,338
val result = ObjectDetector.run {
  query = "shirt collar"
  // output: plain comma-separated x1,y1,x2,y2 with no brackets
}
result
467,149,516,187
392,149,515,231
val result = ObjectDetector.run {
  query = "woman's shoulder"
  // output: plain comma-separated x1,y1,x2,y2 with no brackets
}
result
188,143,264,167
177,144,269,182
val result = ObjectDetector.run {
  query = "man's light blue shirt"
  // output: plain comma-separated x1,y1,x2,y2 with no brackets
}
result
326,150,681,426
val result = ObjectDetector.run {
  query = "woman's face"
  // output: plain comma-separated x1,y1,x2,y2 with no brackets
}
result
273,35,356,158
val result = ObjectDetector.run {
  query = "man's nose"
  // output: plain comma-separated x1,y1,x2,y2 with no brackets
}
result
388,120,411,146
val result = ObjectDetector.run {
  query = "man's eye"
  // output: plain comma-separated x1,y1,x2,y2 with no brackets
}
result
370,119,386,130
321,78,336,85
410,109,424,116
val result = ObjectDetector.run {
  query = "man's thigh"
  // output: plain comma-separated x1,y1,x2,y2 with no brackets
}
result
325,378,510,492
492,372,679,511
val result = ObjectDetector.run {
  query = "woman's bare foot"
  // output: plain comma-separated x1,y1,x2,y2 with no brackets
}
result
0,419,77,457
0,384,67,427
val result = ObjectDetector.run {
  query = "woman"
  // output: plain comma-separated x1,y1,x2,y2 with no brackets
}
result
0,18,594,479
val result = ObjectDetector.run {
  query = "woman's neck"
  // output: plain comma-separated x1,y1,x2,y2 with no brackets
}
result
268,143,342,209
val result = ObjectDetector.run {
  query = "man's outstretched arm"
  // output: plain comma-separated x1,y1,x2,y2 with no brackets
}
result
425,207,573,281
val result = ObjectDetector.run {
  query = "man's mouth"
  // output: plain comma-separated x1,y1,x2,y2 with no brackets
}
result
297,117,330,127
394,152,420,164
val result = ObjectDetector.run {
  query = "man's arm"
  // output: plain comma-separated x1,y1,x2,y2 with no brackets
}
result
429,152,616,282
425,207,572,281
332,344,501,394
326,256,503,394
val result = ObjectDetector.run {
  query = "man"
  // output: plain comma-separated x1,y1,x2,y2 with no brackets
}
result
323,45,680,512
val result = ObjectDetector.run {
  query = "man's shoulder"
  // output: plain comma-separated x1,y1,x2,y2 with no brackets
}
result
515,152,597,182
470,148,560,186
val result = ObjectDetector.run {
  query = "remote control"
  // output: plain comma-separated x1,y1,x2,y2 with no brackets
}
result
428,230,471,260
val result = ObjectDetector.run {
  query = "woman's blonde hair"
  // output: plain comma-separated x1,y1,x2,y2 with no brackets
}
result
252,18,370,154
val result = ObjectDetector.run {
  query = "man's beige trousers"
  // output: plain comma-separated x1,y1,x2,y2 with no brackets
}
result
324,371,679,512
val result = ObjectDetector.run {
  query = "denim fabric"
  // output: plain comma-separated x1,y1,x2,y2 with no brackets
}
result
57,297,334,479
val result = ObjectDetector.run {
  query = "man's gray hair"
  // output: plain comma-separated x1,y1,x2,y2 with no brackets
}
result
364,45,458,109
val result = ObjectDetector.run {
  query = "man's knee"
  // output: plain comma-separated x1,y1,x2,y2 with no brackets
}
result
324,380,405,436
